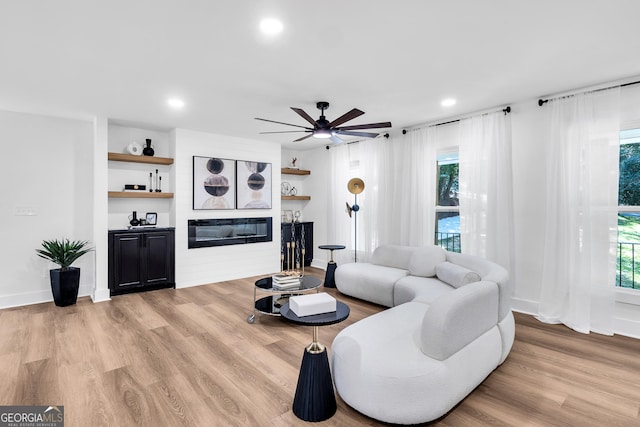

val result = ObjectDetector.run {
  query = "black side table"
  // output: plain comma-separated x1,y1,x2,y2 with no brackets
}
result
280,301,350,422
318,245,346,288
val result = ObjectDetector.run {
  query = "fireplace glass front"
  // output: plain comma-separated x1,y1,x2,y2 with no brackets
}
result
188,217,272,249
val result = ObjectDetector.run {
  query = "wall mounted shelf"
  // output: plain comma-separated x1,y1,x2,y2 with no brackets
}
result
108,152,174,165
109,191,174,199
281,168,310,175
282,195,311,201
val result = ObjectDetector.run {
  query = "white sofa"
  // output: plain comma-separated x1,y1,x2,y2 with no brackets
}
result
331,245,514,425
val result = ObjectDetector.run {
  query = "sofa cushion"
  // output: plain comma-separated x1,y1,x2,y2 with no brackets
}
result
420,281,499,360
435,261,481,288
394,276,454,306
407,246,447,277
335,262,408,307
370,245,416,270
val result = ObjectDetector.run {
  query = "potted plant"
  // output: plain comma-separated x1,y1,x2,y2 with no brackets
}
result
36,238,93,307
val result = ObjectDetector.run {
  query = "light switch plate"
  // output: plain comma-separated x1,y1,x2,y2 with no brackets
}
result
14,206,37,216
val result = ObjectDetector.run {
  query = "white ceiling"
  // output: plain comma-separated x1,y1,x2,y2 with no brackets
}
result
2,1,640,149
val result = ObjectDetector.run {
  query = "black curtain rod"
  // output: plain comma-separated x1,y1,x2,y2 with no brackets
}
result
402,106,511,134
328,132,389,149
538,80,640,106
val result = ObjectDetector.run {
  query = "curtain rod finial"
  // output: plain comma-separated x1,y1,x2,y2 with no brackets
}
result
538,99,548,107
402,129,407,135
503,106,511,115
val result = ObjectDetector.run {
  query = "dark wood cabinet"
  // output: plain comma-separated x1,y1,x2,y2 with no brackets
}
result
109,228,175,296
281,222,313,267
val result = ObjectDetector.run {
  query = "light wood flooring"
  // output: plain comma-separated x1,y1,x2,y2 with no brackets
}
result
2,268,640,426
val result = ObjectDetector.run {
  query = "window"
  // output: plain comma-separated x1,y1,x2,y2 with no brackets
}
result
617,129,640,288
435,151,460,252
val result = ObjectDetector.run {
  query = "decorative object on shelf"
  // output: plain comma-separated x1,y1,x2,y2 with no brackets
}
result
284,210,294,223
237,160,272,209
129,211,140,226
346,177,365,262
156,175,162,192
290,186,297,196
35,238,93,306
294,210,301,222
123,184,146,192
149,172,153,192
146,212,157,225
281,181,291,195
126,141,143,156
193,156,236,210
153,169,160,192
290,157,298,168
142,138,154,156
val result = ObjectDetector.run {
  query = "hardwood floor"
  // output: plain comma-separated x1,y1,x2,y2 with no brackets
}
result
2,268,640,426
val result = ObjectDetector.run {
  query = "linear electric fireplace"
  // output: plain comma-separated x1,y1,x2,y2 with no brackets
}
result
188,217,272,249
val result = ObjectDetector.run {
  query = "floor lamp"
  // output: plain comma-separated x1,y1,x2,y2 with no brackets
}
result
346,178,364,262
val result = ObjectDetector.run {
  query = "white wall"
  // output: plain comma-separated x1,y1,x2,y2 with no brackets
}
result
174,129,281,287
0,110,94,308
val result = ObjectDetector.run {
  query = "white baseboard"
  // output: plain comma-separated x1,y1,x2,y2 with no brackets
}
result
0,284,94,309
91,287,111,303
310,259,326,270
510,297,538,315
614,317,640,339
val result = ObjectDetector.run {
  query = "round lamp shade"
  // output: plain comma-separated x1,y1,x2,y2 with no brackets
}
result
347,178,365,194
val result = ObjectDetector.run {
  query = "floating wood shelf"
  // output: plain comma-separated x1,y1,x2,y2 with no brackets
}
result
108,152,174,165
281,168,310,175
282,195,311,201
109,191,174,199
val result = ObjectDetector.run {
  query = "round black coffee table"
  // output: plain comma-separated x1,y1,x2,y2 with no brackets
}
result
318,245,346,288
280,300,350,422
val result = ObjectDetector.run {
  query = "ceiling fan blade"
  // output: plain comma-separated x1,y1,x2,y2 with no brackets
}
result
330,135,344,145
259,130,307,134
254,117,312,130
337,121,392,131
293,134,313,142
291,107,318,126
335,130,380,138
328,108,365,128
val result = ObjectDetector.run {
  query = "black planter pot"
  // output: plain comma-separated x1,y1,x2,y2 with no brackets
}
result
50,267,81,307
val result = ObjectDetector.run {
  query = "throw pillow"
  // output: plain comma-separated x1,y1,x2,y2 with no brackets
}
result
435,261,481,288
407,246,447,277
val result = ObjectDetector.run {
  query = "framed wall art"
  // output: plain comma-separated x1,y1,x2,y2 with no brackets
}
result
193,156,236,210
236,160,272,209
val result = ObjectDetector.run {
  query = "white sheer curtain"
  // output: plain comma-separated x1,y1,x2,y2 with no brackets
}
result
328,143,358,265
537,88,620,335
357,127,437,259
459,111,515,277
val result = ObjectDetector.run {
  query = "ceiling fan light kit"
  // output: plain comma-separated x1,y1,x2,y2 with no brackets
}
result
256,101,391,145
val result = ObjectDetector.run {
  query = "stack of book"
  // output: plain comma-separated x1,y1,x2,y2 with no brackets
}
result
272,273,301,290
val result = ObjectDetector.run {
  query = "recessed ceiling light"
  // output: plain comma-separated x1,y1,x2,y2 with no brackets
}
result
441,98,456,107
259,18,283,35
167,98,185,109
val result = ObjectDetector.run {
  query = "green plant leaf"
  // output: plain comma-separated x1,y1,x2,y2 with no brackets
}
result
36,238,93,269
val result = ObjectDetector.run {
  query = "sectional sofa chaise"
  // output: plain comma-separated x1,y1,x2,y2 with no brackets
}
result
331,245,514,424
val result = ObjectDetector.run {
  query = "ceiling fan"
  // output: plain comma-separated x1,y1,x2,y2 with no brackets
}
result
255,101,392,144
